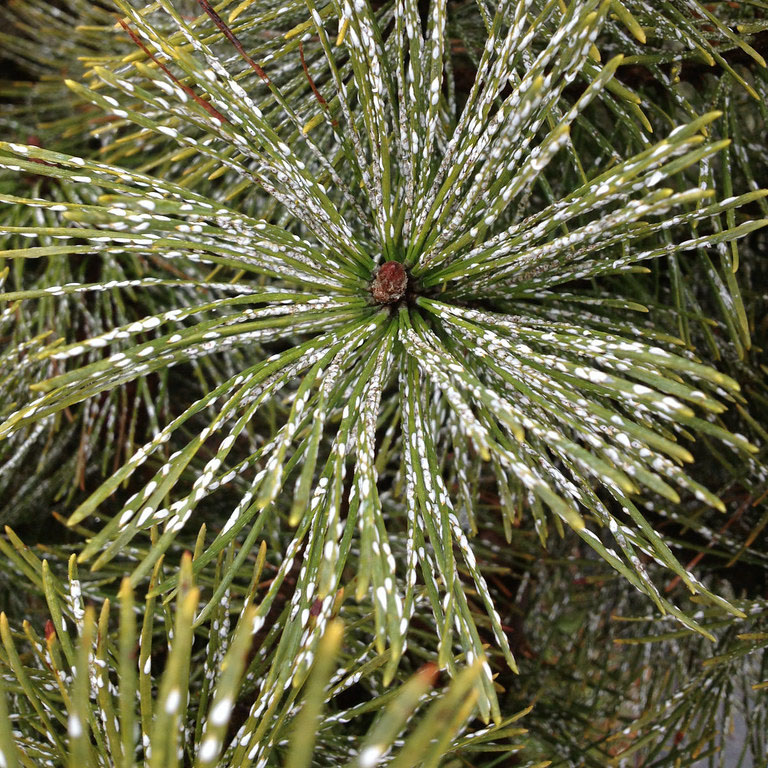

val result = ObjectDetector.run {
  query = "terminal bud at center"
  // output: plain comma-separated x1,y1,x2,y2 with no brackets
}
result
371,261,408,304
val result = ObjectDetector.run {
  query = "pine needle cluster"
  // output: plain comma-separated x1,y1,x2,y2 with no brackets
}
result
1,0,767,765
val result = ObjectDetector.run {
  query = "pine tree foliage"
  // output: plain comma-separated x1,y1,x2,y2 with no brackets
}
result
0,0,172,521
1,0,767,764
0,541,533,767
501,545,768,766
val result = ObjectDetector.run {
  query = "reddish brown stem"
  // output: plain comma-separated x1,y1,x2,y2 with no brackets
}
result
299,40,327,107
118,19,228,123
196,0,270,83
299,41,338,128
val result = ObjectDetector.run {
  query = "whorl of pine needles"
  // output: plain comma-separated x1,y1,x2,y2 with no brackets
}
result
0,0,767,764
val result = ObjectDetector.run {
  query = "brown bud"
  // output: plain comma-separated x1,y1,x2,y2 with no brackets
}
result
370,261,408,304
416,661,439,687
